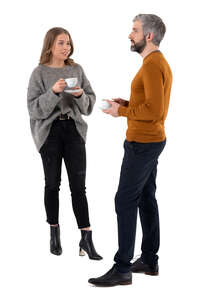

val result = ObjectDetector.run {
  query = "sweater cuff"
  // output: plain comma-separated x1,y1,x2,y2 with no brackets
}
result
73,93,82,99
50,88,61,98
73,91,88,108
118,105,128,117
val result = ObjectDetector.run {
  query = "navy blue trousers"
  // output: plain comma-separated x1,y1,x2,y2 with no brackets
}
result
114,139,166,272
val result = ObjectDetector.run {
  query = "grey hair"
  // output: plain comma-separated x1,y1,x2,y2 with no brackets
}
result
133,14,166,46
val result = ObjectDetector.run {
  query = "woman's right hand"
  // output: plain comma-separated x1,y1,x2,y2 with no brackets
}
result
52,78,67,94
112,98,129,107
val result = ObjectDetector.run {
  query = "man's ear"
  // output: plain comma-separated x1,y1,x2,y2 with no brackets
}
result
146,32,154,42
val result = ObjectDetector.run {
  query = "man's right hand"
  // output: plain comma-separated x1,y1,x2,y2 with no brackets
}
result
112,98,129,107
52,78,67,94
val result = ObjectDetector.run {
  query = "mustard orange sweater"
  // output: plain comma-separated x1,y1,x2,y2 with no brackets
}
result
118,50,172,143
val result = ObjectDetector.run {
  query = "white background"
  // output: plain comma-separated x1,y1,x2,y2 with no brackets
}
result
1,0,214,298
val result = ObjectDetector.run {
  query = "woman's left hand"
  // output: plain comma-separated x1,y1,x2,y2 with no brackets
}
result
72,86,83,97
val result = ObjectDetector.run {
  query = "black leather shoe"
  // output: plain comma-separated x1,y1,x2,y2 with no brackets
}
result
131,258,159,275
88,265,132,287
79,230,102,260
50,225,62,256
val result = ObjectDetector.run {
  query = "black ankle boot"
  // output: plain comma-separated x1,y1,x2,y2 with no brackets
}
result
79,230,102,260
50,225,62,256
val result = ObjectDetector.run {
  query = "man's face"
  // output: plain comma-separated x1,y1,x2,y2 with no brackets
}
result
129,21,147,54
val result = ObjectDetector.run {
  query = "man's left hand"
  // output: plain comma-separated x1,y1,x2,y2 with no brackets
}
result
103,100,120,117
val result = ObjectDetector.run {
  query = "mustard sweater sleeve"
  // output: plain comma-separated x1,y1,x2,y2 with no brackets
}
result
118,62,164,121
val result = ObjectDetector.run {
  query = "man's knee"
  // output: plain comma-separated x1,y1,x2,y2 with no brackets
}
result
115,191,138,214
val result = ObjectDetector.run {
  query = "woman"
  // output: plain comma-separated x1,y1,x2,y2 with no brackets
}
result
27,27,102,260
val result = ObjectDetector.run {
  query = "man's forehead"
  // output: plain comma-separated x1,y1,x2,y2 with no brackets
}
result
132,21,142,30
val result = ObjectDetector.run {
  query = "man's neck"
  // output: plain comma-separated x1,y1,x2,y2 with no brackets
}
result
140,45,159,59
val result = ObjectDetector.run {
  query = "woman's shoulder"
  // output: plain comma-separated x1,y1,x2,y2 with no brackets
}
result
67,62,84,72
30,65,43,79
28,65,44,90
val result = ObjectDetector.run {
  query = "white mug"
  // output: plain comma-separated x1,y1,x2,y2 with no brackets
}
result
99,99,112,110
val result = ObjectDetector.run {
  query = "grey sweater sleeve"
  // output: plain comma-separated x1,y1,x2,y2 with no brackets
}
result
27,68,61,120
73,66,96,116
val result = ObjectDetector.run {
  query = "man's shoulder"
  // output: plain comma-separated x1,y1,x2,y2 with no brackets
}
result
143,59,161,73
144,52,162,65
143,52,171,75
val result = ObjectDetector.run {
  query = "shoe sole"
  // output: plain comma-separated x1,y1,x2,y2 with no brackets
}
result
50,250,62,256
89,281,132,287
131,270,159,276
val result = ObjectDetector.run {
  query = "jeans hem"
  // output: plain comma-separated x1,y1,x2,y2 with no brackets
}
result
78,223,91,229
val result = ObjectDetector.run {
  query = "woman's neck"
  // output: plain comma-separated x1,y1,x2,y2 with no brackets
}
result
46,58,66,68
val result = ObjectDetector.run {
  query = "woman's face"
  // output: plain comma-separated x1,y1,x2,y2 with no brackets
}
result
51,33,71,61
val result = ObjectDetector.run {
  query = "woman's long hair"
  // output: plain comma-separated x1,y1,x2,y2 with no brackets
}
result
39,27,75,66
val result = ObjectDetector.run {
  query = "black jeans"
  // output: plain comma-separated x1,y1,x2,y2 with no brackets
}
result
114,139,166,272
39,118,90,228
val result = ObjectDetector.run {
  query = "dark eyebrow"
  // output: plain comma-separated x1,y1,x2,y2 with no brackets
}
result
58,40,70,42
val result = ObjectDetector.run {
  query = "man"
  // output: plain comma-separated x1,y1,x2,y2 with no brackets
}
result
89,14,173,287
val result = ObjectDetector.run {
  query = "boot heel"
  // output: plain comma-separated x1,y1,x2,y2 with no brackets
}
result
120,280,132,285
79,230,103,260
144,271,159,276
79,247,85,256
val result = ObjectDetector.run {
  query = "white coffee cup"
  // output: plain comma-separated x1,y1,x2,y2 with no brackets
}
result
99,99,112,110
65,77,78,88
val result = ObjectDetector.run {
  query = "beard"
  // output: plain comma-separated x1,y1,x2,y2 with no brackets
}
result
130,36,147,53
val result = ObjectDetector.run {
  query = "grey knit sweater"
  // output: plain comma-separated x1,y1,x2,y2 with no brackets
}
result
27,63,96,152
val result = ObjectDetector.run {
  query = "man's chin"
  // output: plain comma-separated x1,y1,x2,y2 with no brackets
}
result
130,46,145,54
